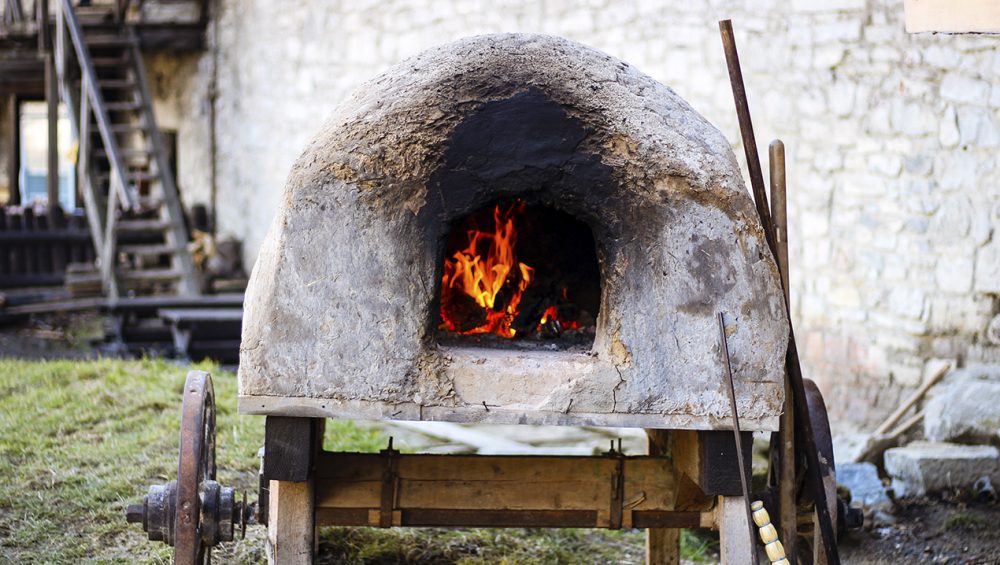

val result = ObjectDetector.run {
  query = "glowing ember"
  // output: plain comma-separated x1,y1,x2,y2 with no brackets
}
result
440,202,534,337
539,304,579,332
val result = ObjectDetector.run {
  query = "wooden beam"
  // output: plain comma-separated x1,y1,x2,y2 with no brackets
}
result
718,496,755,565
672,430,753,497
770,139,797,563
263,417,322,483
6,94,18,205
266,479,314,565
265,417,323,565
45,55,58,208
310,451,708,530
646,429,680,565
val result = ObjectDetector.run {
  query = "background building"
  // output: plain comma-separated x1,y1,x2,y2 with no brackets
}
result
2,0,998,425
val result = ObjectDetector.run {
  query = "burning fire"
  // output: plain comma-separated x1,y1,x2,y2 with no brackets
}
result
440,201,582,339
440,202,534,337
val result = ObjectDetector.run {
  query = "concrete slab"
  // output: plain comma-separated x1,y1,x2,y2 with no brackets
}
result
925,380,1000,445
884,441,1000,497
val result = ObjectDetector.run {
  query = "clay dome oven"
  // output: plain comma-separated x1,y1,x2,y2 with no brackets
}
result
238,33,788,431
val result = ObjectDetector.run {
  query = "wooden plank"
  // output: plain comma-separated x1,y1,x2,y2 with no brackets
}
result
5,95,18,206
116,217,169,232
45,56,58,208
314,453,681,519
48,206,68,273
34,209,53,275
158,307,242,324
718,496,755,565
22,207,36,274
672,430,752,497
8,210,24,274
904,0,1000,33
266,480,314,565
0,208,9,274
264,417,321,482
646,429,680,565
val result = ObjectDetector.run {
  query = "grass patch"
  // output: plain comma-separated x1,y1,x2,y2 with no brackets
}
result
0,358,718,563
942,511,987,532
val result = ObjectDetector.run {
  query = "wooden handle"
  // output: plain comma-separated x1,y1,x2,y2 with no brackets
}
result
751,501,788,563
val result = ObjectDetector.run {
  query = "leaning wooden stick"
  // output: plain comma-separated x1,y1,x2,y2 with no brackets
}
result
718,20,776,256
718,312,760,565
719,19,842,565
770,139,798,562
873,364,949,436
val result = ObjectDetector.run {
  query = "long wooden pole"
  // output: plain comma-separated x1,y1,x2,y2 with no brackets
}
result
719,20,841,565
45,58,59,209
718,20,776,258
770,140,797,562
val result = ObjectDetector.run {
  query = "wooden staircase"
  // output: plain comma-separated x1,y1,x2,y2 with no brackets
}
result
53,0,199,298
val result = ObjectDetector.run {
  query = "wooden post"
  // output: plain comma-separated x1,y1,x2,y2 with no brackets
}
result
718,496,755,565
267,479,315,565
6,94,19,206
770,139,797,562
645,429,679,565
45,56,59,209
264,417,324,565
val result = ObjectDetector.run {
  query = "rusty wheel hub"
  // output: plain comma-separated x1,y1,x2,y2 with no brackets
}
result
125,371,250,563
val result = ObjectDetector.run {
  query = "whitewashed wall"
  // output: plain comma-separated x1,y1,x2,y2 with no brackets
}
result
161,0,1000,424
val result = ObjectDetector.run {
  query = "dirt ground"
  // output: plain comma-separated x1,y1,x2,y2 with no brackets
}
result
840,494,1000,564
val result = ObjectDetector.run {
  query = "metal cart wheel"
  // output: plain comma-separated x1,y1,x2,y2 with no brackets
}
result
126,371,247,565
174,371,217,564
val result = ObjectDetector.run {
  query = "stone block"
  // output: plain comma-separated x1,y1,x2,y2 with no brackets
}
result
934,251,975,294
889,99,936,136
940,73,991,106
925,381,1000,445
939,106,960,147
837,462,892,511
887,286,926,320
937,152,978,191
868,153,902,177
884,441,999,497
975,240,1000,293
957,107,1000,147
924,45,961,68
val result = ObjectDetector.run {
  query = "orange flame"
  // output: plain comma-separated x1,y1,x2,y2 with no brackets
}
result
539,304,579,332
441,202,534,338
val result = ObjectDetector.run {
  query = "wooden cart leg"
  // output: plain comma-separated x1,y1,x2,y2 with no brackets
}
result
646,528,680,565
267,479,315,565
718,495,754,565
263,417,324,565
645,429,680,565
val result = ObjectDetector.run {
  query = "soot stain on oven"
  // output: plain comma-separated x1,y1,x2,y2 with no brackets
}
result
420,87,620,351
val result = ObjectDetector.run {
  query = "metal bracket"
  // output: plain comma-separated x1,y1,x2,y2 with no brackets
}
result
604,439,626,529
379,437,400,528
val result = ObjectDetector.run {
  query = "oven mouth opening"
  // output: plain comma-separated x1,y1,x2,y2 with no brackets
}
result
436,199,601,351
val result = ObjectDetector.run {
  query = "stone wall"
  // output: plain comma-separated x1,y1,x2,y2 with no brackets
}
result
163,0,1000,426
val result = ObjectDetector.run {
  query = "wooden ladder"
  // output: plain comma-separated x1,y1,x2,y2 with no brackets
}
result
52,0,199,298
